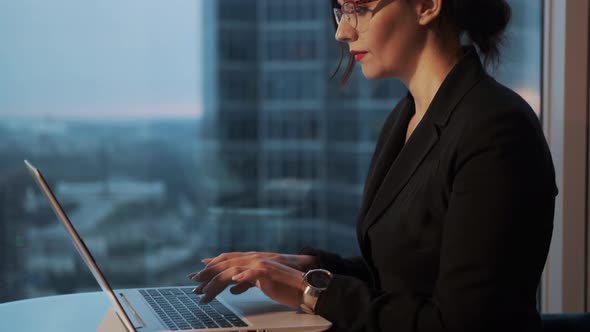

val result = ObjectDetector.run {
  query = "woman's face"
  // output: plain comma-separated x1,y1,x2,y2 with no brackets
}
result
335,0,427,80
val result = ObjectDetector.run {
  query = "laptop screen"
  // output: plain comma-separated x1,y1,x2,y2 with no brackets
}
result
24,160,137,332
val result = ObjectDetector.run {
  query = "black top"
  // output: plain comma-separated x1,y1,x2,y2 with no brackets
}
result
301,46,558,332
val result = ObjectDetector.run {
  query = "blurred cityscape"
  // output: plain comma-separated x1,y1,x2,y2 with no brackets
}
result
0,0,541,303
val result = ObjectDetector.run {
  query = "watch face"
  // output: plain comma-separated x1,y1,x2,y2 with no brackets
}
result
307,270,331,289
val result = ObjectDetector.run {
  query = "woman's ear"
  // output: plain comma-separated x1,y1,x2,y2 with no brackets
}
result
414,0,443,26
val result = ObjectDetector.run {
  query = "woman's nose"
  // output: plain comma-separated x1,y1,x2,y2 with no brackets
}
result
335,21,358,43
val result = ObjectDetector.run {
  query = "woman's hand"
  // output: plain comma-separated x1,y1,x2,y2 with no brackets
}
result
200,252,320,272
188,253,310,308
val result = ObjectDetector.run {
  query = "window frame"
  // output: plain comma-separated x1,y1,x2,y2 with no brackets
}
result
541,0,590,313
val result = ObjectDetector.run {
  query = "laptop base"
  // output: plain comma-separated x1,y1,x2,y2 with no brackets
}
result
97,308,128,332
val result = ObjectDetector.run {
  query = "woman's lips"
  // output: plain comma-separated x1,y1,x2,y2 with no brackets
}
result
351,51,368,62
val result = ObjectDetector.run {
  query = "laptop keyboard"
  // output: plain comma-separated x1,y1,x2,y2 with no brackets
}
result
140,287,248,330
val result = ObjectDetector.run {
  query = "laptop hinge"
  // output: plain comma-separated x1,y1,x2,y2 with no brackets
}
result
119,293,145,328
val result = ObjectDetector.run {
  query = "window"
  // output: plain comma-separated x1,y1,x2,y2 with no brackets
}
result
264,70,320,100
0,0,543,304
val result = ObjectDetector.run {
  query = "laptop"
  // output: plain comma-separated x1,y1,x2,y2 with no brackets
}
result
24,160,332,332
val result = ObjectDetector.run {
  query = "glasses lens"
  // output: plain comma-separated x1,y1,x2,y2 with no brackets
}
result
341,2,358,29
333,8,342,25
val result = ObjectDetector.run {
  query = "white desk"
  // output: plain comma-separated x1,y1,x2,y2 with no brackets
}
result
0,291,334,332
0,292,112,331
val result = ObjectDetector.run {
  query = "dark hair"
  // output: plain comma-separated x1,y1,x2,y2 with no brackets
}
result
442,0,511,66
330,0,512,85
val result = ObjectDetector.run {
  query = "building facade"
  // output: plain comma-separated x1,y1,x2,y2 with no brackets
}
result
202,0,404,255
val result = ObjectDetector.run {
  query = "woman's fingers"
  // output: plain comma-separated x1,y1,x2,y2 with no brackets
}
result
193,259,306,308
229,282,255,295
190,252,294,283
191,254,236,279
202,252,257,267
192,283,205,294
192,253,267,283
231,268,266,284
230,265,306,309
233,263,303,289
203,252,284,269
188,254,302,301
200,266,246,304
189,258,250,296
198,260,281,302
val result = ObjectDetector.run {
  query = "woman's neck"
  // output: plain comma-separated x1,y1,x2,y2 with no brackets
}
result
403,40,462,117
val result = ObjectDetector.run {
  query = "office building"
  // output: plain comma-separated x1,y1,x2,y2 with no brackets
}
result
202,0,404,255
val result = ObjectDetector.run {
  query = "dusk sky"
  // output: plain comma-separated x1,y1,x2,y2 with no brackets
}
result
0,0,203,119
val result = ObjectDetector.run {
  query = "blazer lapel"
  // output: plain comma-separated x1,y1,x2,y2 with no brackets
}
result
358,46,487,240
359,109,440,238
358,96,414,221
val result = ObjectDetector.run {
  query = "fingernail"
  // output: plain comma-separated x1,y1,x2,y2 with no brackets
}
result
201,258,211,264
231,273,243,281
191,272,201,281
187,273,196,280
192,285,203,294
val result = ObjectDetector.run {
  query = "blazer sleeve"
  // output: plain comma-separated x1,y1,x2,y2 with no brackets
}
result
299,247,373,286
313,108,557,332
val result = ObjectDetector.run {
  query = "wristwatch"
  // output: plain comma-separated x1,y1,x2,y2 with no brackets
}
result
300,269,333,314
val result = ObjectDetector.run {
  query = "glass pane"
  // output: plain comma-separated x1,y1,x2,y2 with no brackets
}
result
0,0,543,303
494,0,543,117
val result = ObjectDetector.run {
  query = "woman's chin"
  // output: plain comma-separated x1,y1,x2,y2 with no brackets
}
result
360,65,389,80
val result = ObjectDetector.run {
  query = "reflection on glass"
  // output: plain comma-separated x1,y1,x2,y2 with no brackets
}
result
0,0,541,303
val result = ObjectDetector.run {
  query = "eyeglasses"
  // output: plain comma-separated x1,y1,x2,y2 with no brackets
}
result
333,0,379,33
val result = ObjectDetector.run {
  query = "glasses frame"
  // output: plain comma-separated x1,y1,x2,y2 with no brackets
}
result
332,0,379,31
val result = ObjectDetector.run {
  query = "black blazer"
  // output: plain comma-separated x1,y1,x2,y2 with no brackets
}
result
301,47,557,332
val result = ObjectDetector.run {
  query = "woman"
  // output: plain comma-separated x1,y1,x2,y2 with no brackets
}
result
188,0,557,331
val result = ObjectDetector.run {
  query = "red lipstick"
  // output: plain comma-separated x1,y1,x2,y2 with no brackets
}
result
350,50,368,62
